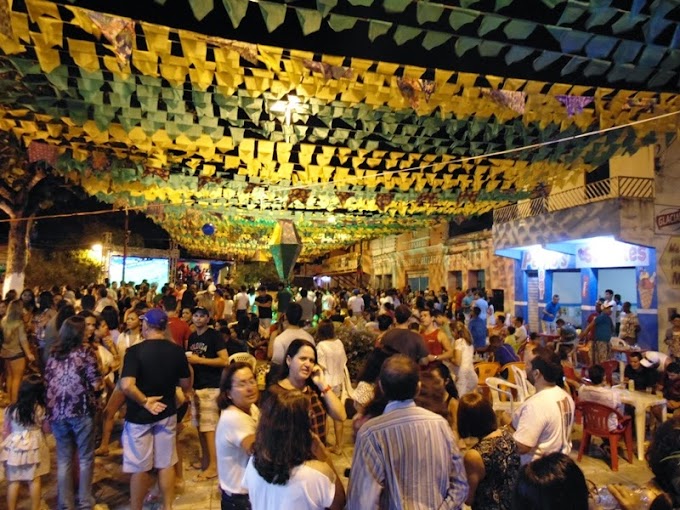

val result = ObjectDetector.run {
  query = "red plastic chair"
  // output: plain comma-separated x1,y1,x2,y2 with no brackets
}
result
600,360,619,386
576,401,633,471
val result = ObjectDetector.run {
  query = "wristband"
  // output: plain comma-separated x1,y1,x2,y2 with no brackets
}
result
321,385,332,394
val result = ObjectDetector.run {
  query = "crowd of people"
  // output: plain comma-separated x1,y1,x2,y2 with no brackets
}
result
0,280,677,510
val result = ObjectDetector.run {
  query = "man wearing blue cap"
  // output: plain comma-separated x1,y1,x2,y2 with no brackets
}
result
120,308,192,510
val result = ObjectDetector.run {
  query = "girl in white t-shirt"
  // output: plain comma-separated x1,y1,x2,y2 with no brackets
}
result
243,389,345,510
315,320,347,454
216,362,260,510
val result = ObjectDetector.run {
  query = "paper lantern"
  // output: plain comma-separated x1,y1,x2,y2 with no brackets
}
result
202,223,216,236
269,219,302,281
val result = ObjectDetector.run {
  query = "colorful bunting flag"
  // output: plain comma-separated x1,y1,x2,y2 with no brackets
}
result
556,95,594,116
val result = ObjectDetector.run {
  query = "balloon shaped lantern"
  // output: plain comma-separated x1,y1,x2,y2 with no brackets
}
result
201,223,216,236
269,219,302,281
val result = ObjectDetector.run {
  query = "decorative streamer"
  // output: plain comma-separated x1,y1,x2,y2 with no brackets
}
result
88,13,135,67
556,95,594,116
483,89,526,114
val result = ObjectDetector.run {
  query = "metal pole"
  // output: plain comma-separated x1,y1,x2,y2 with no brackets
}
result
122,208,129,284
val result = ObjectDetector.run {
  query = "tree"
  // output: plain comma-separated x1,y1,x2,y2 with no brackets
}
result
24,249,102,289
0,132,48,296
231,261,280,289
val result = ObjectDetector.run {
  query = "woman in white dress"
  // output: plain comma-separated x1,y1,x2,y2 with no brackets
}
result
216,362,259,510
315,320,347,454
451,320,478,396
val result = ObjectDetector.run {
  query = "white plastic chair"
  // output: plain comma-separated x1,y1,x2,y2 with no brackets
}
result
511,365,535,402
341,365,356,404
228,352,257,371
486,377,520,415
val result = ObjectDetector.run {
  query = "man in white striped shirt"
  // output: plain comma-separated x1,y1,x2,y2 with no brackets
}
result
348,355,468,510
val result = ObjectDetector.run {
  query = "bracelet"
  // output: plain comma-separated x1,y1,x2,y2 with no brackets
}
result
321,385,332,394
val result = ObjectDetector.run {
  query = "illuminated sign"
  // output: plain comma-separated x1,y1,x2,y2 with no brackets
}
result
575,241,648,268
521,248,572,270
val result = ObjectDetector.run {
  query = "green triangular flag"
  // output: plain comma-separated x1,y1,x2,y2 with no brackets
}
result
583,58,610,77
46,66,69,92
384,0,411,13
611,13,644,34
259,1,287,33
494,0,512,10
368,20,392,41
296,8,322,35
449,9,478,30
422,30,452,50
533,50,561,71
316,0,337,17
416,2,443,24
648,70,675,88
347,0,373,5
557,3,585,25
503,19,536,39
585,8,617,30
328,13,357,31
478,40,505,57
93,105,117,132
560,56,586,76
393,25,422,45
188,0,214,20
455,36,478,57
478,14,505,36
459,0,480,7
223,0,249,28
505,45,533,64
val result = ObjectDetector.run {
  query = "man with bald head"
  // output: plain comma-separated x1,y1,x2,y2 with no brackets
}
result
348,355,468,510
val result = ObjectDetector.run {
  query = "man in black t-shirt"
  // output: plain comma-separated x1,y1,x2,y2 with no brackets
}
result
276,283,292,318
120,308,191,510
381,305,430,365
255,286,273,330
187,306,229,481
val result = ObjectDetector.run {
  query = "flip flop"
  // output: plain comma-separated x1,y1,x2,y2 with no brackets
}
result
192,472,217,482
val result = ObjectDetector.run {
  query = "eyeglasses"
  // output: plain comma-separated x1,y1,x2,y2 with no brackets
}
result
233,378,257,389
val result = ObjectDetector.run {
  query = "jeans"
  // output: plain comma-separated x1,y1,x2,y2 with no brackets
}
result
51,415,95,510
221,490,251,510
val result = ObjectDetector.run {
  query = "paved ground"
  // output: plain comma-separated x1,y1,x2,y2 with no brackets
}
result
0,407,654,509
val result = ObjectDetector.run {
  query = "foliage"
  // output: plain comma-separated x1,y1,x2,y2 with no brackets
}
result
335,323,377,380
24,249,102,289
231,261,280,289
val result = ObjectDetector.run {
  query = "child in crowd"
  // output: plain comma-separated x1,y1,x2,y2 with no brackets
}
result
0,375,50,510
505,326,519,352
520,332,541,364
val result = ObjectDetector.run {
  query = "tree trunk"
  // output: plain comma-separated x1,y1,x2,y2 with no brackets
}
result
3,214,31,297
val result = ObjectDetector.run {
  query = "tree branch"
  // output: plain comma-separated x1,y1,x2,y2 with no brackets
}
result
25,167,46,192
0,202,13,216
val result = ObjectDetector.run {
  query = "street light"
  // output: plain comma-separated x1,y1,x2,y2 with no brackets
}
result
89,243,103,262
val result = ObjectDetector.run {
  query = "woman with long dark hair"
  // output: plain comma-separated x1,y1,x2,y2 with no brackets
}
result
459,392,519,510
1,299,34,403
243,389,345,510
215,362,260,510
45,316,103,510
273,339,346,445
512,453,589,510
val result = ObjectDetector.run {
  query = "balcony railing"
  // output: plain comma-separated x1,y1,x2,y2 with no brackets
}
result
493,177,654,224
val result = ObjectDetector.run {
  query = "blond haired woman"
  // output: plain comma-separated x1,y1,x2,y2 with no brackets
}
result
1,299,35,403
